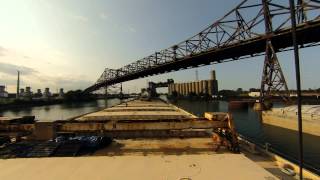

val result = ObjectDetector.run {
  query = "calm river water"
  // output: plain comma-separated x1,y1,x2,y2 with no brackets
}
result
0,99,121,121
0,98,319,173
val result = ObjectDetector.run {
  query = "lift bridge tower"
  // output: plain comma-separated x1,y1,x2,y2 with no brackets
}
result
259,0,293,105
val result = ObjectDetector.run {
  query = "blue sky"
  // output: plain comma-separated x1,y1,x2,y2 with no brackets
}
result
0,0,319,93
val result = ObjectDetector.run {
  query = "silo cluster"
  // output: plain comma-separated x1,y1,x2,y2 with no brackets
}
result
168,70,218,96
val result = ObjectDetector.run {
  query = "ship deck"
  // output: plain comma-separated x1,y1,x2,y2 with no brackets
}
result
0,99,313,179
74,99,196,121
0,152,277,180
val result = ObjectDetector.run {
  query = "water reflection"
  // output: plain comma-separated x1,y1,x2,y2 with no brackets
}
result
0,98,120,121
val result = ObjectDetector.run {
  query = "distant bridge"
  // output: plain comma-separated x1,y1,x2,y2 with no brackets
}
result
148,79,174,89
84,0,320,101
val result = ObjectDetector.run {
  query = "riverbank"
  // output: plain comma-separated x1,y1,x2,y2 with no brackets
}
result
0,89,99,111
168,94,320,104
0,99,64,111
0,99,105,111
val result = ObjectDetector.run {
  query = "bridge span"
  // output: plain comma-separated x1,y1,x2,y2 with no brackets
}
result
84,0,320,97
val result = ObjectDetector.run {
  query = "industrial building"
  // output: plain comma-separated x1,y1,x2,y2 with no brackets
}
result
58,88,64,98
34,89,43,98
17,87,33,99
168,70,218,96
25,87,32,98
42,88,52,99
0,86,8,98
15,86,62,100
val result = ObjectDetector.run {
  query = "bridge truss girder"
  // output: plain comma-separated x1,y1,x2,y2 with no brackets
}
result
84,0,320,100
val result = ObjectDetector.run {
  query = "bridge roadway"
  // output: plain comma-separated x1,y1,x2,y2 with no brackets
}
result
85,19,320,93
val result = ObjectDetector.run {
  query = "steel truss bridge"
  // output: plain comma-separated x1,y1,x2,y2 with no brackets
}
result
84,0,320,101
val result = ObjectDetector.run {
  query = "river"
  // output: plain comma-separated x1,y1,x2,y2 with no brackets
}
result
0,99,121,121
0,98,319,173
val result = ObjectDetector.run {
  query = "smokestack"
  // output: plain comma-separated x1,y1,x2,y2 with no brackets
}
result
195,69,199,81
16,71,20,98
211,70,216,80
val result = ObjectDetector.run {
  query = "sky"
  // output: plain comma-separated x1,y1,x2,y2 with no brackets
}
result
0,0,319,94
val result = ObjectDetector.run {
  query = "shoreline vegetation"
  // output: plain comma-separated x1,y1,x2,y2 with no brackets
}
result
1,88,320,111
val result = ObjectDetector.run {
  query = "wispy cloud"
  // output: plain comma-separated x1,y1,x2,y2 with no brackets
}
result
31,73,92,91
0,46,8,56
128,26,136,33
70,14,89,22
48,75,92,90
0,61,92,92
0,46,34,60
0,62,37,76
100,12,108,20
99,12,136,33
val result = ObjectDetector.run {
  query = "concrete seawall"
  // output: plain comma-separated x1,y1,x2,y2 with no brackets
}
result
262,105,320,137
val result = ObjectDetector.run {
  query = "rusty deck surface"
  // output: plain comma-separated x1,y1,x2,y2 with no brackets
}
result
0,154,278,180
75,99,196,121
0,138,280,180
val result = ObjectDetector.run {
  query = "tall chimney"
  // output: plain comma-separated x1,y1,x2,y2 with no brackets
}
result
195,69,199,81
16,71,20,98
211,70,216,80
